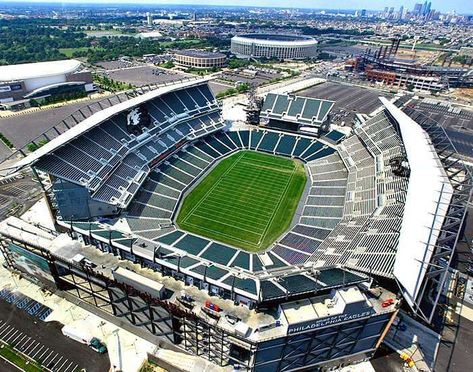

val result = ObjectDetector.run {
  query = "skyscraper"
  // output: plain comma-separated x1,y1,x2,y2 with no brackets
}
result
421,1,432,15
426,2,432,15
414,3,423,15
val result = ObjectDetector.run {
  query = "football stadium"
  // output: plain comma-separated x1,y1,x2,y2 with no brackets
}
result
231,34,318,60
0,77,470,371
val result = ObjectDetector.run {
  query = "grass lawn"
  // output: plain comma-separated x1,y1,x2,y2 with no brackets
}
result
84,30,125,37
159,39,202,48
176,150,307,252
0,344,43,372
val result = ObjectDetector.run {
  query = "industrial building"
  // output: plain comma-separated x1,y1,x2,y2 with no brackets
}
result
231,34,318,60
0,59,94,109
349,38,473,91
0,77,470,371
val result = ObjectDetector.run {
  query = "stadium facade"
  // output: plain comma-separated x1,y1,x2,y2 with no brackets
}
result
231,34,318,60
0,77,470,371
174,50,227,69
0,59,94,109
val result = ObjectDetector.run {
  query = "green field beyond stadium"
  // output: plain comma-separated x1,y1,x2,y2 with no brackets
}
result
176,150,307,252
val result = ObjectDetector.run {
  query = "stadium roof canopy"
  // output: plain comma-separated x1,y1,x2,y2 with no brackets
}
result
5,77,212,172
382,97,454,308
175,50,226,59
233,34,317,46
0,59,81,82
261,93,334,126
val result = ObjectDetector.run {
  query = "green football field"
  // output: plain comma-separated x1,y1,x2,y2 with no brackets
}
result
176,150,307,252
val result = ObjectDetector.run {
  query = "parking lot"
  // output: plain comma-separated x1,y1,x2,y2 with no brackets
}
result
0,289,110,372
299,81,391,125
406,100,473,159
0,320,79,372
0,97,107,150
0,288,53,321
218,68,284,87
94,60,144,70
99,65,188,87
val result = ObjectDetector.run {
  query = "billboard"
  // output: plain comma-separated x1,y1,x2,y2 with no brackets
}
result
287,309,375,335
8,243,55,284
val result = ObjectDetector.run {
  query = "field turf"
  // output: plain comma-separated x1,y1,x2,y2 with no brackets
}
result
176,150,307,252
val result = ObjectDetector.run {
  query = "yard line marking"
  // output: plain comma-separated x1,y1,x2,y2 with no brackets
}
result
189,214,263,236
204,194,280,212
257,167,296,246
197,200,273,219
195,210,268,229
196,213,267,231
225,169,291,184
180,150,304,249
203,201,277,218
182,151,246,225
195,207,268,226
193,206,269,228
206,187,282,206
184,222,260,246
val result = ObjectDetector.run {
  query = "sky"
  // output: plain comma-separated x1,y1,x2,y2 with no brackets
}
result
3,0,472,14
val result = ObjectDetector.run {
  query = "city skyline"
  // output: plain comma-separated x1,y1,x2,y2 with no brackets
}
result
2,0,473,15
